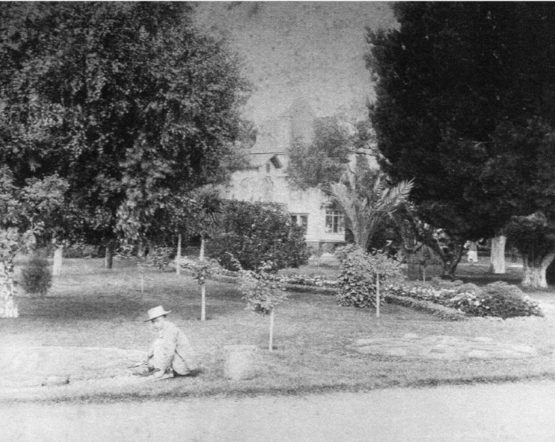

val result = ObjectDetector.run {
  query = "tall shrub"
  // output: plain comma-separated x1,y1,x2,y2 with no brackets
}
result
21,255,52,296
336,245,404,313
212,200,308,271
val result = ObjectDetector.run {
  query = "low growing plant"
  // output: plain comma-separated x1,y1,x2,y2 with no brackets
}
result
387,280,543,319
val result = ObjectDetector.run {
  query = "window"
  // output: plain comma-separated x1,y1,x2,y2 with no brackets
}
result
290,213,308,230
325,209,344,234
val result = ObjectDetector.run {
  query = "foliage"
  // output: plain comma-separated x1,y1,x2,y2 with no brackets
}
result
212,200,308,272
329,157,413,250
145,246,174,271
20,255,52,296
180,257,224,285
368,3,555,284
236,262,288,315
335,244,404,308
0,3,250,250
287,116,352,190
388,280,542,319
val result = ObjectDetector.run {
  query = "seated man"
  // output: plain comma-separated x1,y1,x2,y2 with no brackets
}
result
135,305,199,379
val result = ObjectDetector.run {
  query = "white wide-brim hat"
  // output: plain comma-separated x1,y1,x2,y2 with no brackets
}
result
145,305,171,322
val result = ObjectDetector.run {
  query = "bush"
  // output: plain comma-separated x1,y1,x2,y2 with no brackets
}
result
211,200,308,272
146,246,174,270
447,281,543,319
21,255,52,296
336,245,404,308
387,280,543,319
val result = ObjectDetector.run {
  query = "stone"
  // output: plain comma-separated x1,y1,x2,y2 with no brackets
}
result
467,350,491,359
223,345,259,381
471,337,494,343
384,348,409,357
41,375,70,387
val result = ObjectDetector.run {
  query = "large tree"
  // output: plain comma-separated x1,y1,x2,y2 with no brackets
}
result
369,2,555,286
287,117,411,250
0,2,250,267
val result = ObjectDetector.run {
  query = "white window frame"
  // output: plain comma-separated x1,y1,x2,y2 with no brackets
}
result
325,209,344,234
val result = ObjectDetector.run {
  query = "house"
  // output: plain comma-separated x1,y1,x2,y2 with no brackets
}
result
223,100,346,253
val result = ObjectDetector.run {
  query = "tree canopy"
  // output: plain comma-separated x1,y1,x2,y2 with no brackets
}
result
368,2,555,285
0,2,250,251
368,2,555,241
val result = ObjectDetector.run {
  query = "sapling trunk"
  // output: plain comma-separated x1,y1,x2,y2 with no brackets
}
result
268,308,275,351
176,234,182,275
375,274,380,318
199,234,206,321
199,234,205,262
201,283,206,321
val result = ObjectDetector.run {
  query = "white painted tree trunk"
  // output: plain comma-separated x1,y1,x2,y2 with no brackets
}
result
0,260,18,318
52,246,63,276
175,234,182,275
489,235,506,274
268,308,275,352
522,264,548,289
521,253,555,289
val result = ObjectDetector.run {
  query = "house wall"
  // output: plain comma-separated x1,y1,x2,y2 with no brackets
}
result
224,155,345,250
224,100,346,251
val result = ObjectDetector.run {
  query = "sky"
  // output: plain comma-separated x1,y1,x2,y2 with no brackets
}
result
194,2,396,126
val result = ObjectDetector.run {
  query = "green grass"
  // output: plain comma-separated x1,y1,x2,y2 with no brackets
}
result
2,257,555,403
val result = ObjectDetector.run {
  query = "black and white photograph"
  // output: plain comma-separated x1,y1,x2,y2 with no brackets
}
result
1,1,555,440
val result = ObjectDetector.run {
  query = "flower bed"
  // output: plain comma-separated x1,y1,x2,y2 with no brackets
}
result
386,280,543,319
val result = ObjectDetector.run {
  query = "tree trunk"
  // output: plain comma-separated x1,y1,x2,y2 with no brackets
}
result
0,259,18,318
137,241,147,258
489,235,506,274
200,283,206,321
104,242,114,269
521,253,555,289
441,244,464,279
175,234,182,275
52,245,63,276
375,275,380,318
268,308,275,352
199,234,205,262
406,250,420,281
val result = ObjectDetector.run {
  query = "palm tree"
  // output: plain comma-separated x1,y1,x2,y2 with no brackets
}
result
328,156,413,250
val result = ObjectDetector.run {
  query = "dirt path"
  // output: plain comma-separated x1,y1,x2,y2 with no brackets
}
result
3,380,555,441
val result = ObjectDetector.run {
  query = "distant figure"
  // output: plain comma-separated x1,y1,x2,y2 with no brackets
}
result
134,305,199,379
465,241,478,264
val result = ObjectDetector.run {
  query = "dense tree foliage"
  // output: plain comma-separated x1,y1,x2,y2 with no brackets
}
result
212,200,308,272
0,2,250,265
287,116,351,190
368,2,555,286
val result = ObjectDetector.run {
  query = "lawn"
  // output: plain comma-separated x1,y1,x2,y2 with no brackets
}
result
1,257,555,403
